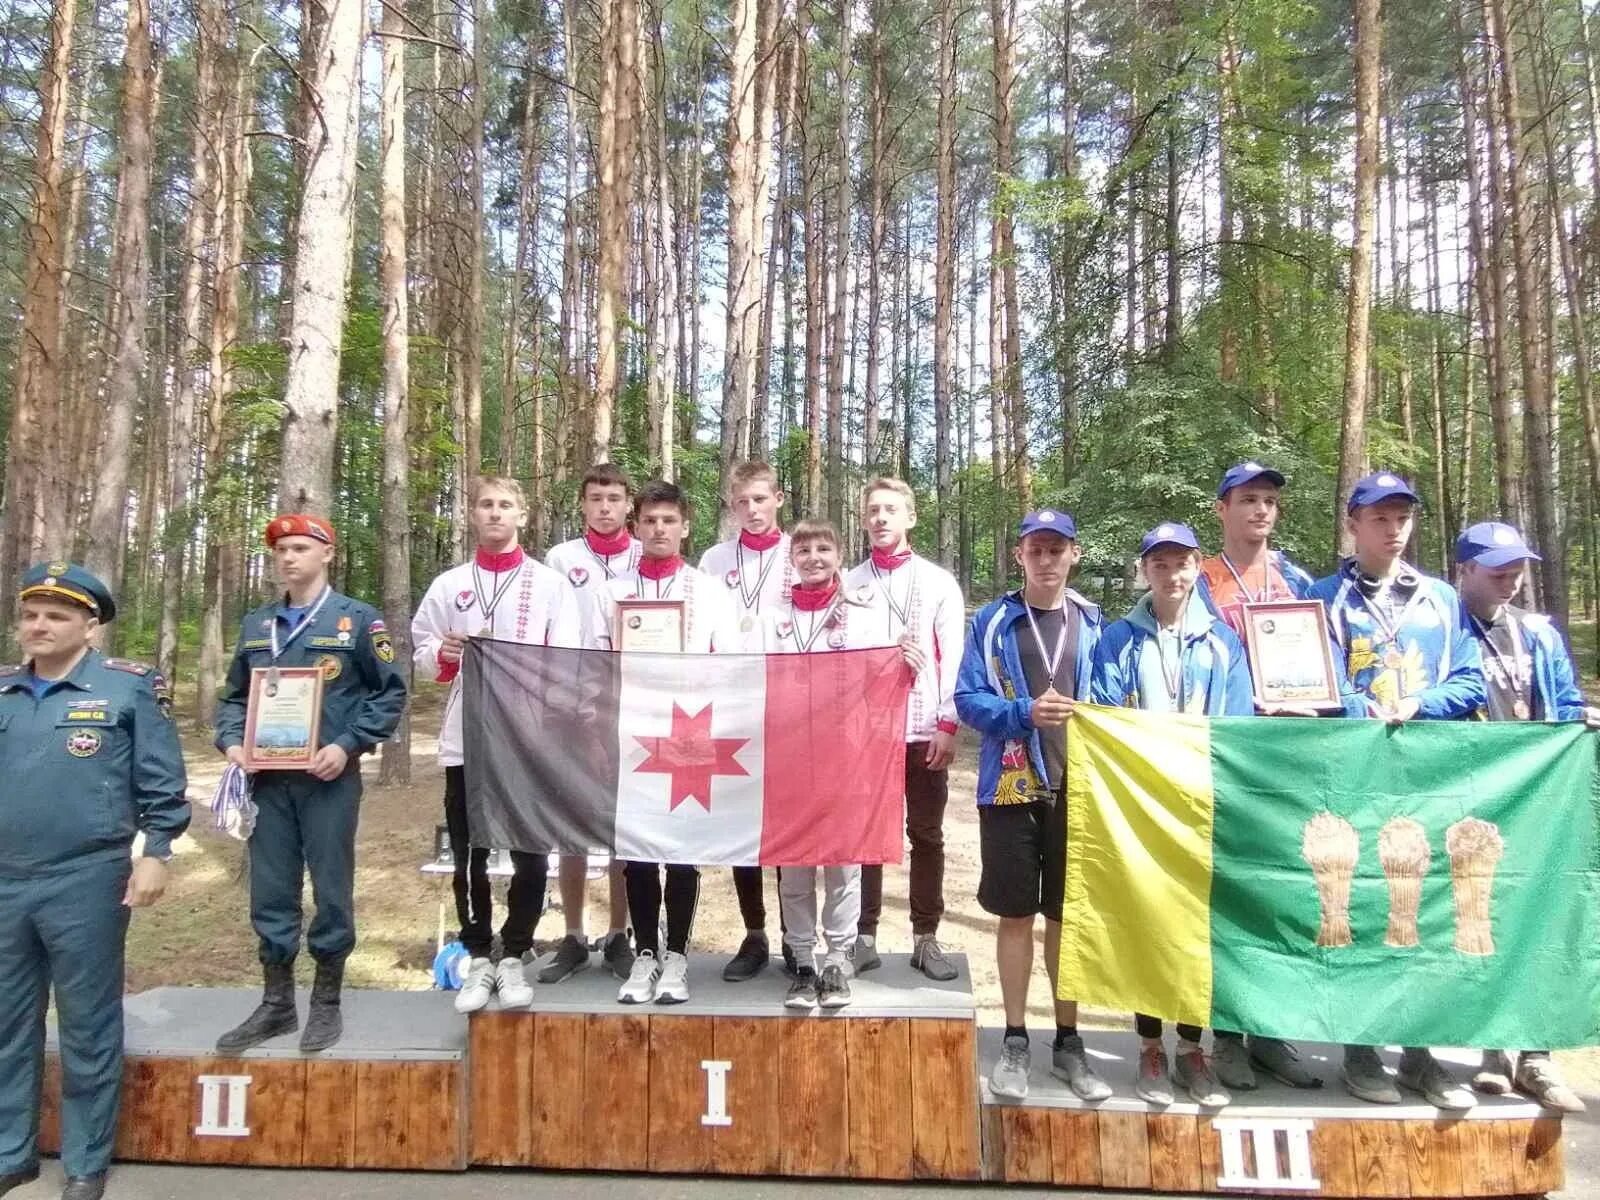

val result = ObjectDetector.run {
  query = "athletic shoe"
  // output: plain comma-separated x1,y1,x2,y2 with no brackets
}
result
602,931,635,981
495,956,534,1008
1473,1048,1516,1095
989,1034,1031,1099
1135,1043,1175,1105
849,934,881,974
910,935,958,981
1051,1034,1112,1101
537,934,590,984
454,957,495,1014
1515,1055,1587,1113
1397,1049,1475,1111
618,950,660,1004
1212,1036,1257,1090
785,969,819,1010
1249,1035,1320,1088
655,950,690,1004
817,963,851,1009
1342,1045,1401,1104
781,941,799,978
1174,1047,1232,1106
722,932,769,982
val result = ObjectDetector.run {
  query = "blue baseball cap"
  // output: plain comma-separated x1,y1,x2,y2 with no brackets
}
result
1456,521,1541,568
20,560,116,622
1217,460,1286,499
1346,471,1421,514
1139,522,1201,557
1018,509,1078,540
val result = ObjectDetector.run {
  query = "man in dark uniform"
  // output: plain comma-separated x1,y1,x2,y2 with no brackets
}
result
214,515,407,1054
0,562,189,1200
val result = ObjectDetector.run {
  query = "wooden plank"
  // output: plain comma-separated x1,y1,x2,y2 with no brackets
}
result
1310,1119,1359,1198
1347,1119,1411,1197
647,1014,716,1174
469,1010,533,1165
116,1056,190,1161
37,1056,61,1155
1147,1112,1202,1192
844,1017,913,1180
582,1011,649,1171
779,1016,850,1177
908,1018,980,1180
711,1016,781,1176
1096,1110,1152,1191
998,1106,1054,1183
404,1060,465,1171
979,1105,1006,1182
352,1061,411,1168
1403,1119,1463,1198
184,1057,307,1167
301,1059,357,1167
1511,1117,1565,1196
528,1013,586,1169
1456,1118,1514,1197
1048,1109,1102,1187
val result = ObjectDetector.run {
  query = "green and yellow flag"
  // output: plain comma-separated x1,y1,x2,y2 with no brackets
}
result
1058,704,1600,1049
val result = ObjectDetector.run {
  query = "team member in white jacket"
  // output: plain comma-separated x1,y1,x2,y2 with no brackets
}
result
411,476,583,1013
842,477,966,981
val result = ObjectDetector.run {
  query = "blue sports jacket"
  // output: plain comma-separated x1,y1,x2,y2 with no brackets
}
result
1090,590,1255,717
1462,602,1586,721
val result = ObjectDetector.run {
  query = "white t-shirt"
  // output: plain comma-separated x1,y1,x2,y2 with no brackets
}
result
698,533,794,652
841,554,965,742
588,562,741,654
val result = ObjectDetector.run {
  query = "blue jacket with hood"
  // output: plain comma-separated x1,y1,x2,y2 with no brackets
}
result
1089,589,1255,716
1461,602,1586,721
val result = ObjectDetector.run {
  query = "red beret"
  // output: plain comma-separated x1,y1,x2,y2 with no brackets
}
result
265,513,336,546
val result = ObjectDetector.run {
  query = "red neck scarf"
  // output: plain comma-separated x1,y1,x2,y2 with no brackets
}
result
637,554,684,581
585,527,632,556
739,527,783,552
871,546,913,571
791,578,838,611
474,545,524,572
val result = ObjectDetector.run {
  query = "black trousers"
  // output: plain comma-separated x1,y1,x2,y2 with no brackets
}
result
443,766,548,958
732,866,766,929
625,862,700,956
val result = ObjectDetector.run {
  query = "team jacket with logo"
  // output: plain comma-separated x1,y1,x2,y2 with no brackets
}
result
411,550,582,765
758,581,885,655
842,555,965,743
546,534,643,641
699,533,793,652
1090,590,1254,717
589,564,740,653
1460,601,1586,722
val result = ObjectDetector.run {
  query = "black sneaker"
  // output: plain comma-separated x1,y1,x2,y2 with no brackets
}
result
722,932,770,982
601,931,635,981
785,969,819,1009
537,934,590,983
817,963,851,1008
781,941,799,978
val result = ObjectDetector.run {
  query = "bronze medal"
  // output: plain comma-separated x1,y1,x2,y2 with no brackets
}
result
1513,698,1531,720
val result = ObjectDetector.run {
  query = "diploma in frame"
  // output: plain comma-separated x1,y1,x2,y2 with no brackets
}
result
243,666,325,769
1240,599,1344,711
615,598,686,652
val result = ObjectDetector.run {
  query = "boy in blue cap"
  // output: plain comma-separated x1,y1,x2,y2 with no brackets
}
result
1455,520,1592,1113
956,509,1110,1102
0,562,189,1200
1307,472,1485,1111
1091,523,1253,1106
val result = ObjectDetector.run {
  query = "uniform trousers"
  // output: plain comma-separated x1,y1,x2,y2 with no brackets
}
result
249,766,362,965
0,857,130,1178
859,747,947,937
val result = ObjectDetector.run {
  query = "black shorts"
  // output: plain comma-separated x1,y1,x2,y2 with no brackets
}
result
977,795,1067,920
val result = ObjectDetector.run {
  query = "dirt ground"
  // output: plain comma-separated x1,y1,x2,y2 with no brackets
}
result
135,686,1600,1093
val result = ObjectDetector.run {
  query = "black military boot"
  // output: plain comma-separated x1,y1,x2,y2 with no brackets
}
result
216,961,297,1053
300,958,345,1052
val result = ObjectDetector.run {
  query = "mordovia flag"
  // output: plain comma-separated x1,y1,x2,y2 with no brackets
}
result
1058,704,1600,1050
461,640,911,866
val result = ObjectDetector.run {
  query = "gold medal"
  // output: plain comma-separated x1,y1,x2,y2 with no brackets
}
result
479,625,492,637
740,615,754,633
1513,698,1531,720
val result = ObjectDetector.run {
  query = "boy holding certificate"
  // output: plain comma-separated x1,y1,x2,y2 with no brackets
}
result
591,482,739,1005
411,476,591,1012
214,515,408,1053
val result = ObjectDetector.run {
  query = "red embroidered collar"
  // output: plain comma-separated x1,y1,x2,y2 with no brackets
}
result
870,547,913,571
585,527,632,556
739,527,783,552
791,579,838,611
474,545,524,572
637,555,684,581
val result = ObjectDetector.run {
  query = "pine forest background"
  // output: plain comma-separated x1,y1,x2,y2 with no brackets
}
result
4,0,1600,773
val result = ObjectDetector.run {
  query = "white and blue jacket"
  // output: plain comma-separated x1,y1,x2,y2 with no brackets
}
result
1089,590,1255,716
1463,602,1586,722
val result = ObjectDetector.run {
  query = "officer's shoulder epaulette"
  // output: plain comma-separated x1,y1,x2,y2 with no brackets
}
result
102,657,155,676
0,664,22,678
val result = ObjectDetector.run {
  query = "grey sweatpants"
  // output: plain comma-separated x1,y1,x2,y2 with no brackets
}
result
779,865,861,968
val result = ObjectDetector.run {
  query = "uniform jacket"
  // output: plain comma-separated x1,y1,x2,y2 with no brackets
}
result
1091,590,1255,717
0,650,190,876
955,589,1101,807
215,588,409,759
1463,602,1586,722
842,554,966,743
1307,562,1485,719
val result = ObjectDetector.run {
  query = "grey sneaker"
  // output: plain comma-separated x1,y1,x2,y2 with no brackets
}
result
1173,1047,1231,1106
1342,1045,1400,1104
1473,1048,1515,1095
1135,1043,1175,1105
989,1034,1031,1099
817,963,851,1009
537,934,590,984
785,969,819,1010
910,935,958,981
601,931,635,981
1249,1036,1320,1088
1397,1049,1475,1111
1212,1036,1256,1090
1050,1034,1112,1100
849,934,881,974
1514,1055,1586,1113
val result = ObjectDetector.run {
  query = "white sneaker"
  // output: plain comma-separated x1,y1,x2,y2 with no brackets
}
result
618,950,661,1004
454,957,495,1013
495,957,533,1008
655,950,690,1004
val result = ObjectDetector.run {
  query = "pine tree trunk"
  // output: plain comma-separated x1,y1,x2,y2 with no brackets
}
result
594,0,640,462
991,0,1027,507
824,0,853,526
933,0,957,564
799,0,824,512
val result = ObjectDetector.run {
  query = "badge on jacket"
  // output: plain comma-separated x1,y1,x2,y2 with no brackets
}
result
371,619,396,663
66,729,102,757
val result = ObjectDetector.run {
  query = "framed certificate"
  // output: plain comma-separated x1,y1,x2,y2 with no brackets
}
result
243,666,324,769
1240,599,1344,711
615,598,686,652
